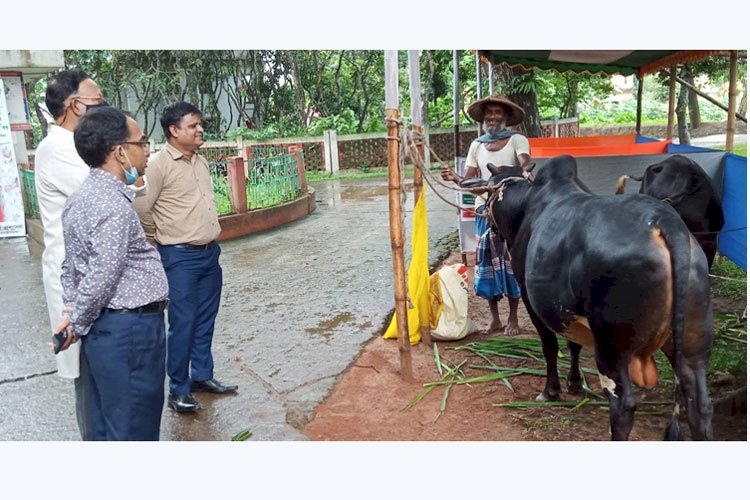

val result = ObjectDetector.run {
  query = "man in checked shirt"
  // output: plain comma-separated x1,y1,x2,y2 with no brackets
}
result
54,107,168,440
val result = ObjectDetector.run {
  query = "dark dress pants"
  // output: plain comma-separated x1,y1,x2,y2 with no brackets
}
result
79,308,166,441
158,244,222,395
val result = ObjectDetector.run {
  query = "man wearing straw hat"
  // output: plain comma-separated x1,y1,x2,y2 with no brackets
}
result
441,94,530,336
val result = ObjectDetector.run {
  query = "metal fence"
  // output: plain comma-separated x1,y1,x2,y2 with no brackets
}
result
20,169,39,218
246,154,302,210
209,161,232,216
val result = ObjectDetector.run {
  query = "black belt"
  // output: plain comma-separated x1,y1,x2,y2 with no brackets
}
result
162,241,217,250
105,300,168,314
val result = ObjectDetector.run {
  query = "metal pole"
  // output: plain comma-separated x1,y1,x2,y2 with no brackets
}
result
384,50,412,381
408,50,424,204
726,50,738,152
453,50,460,163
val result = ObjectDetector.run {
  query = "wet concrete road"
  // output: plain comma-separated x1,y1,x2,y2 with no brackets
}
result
0,177,458,440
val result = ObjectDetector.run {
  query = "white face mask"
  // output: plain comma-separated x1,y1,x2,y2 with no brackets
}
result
120,149,139,185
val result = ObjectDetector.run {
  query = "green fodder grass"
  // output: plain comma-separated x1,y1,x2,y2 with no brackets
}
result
712,258,747,300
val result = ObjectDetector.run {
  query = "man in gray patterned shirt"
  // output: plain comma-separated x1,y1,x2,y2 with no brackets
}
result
54,107,169,440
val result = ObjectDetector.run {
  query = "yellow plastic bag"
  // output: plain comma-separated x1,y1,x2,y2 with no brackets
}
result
383,189,430,345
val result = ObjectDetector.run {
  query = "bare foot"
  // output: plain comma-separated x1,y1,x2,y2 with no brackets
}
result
504,320,520,336
482,321,504,335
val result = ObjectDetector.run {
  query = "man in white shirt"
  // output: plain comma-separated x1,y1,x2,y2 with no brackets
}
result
35,70,146,438
441,94,530,336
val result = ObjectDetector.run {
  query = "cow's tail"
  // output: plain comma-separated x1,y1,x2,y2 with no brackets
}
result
615,174,643,195
658,217,692,441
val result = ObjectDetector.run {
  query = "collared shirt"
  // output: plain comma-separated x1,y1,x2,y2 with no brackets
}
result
134,142,221,245
61,168,169,337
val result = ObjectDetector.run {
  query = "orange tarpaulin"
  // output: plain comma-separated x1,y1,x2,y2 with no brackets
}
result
529,135,671,158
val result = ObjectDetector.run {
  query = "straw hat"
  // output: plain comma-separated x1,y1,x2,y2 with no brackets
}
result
467,94,525,126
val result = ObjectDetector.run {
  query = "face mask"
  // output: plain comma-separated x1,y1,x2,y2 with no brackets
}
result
84,100,109,112
120,149,139,185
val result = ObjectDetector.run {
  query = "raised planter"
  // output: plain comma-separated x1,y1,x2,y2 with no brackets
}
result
218,188,316,241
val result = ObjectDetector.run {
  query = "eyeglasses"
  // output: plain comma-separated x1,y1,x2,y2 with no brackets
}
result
121,140,150,151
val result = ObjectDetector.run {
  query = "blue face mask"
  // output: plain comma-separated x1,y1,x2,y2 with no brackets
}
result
120,150,139,185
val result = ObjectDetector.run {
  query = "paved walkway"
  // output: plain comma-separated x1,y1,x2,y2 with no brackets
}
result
0,177,459,440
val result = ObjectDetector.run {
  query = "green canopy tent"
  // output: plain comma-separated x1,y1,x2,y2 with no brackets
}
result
468,49,741,149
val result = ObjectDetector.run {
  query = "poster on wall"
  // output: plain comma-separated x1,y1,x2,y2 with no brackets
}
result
0,77,27,238
0,72,31,131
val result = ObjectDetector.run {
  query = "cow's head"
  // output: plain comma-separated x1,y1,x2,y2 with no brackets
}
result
641,155,714,204
459,163,533,244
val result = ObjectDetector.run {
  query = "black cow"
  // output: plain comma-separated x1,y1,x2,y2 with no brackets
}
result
467,155,713,440
615,154,724,268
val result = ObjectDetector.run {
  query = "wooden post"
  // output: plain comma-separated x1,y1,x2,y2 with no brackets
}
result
408,49,431,348
636,74,644,135
667,66,676,140
385,50,412,381
227,156,248,214
726,50,738,152
408,50,424,207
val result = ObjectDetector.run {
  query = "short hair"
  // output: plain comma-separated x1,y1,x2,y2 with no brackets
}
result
45,70,90,118
74,107,130,168
160,101,202,139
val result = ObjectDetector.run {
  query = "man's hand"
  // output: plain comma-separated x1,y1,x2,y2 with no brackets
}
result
441,165,458,183
49,309,77,353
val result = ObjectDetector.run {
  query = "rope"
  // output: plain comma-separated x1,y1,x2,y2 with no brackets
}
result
692,227,747,236
398,126,487,217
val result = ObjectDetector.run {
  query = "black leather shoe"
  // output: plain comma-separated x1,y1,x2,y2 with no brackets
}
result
168,393,201,413
191,378,238,394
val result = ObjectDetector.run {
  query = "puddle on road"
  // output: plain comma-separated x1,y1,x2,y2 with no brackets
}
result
305,312,356,338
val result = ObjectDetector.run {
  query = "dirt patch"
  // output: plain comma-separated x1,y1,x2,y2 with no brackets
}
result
303,252,746,441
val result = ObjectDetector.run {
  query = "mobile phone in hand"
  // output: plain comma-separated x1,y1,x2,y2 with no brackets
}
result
52,331,68,354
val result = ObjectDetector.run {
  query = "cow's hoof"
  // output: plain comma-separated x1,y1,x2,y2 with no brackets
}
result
566,379,583,395
535,391,560,402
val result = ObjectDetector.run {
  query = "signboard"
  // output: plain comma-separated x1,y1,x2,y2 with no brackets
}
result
0,72,31,131
455,157,477,254
0,76,27,238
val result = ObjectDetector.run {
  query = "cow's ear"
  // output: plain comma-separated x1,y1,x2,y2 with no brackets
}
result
487,163,501,176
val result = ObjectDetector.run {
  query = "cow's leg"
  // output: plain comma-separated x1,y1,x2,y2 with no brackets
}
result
566,341,583,395
661,343,713,441
521,292,561,401
594,333,636,440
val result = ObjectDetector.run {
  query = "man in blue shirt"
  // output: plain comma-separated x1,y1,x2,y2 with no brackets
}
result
55,107,169,440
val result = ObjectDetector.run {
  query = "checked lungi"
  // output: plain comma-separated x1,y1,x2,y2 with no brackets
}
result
474,205,521,301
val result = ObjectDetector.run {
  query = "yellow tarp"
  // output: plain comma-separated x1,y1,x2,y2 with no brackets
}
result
383,188,430,345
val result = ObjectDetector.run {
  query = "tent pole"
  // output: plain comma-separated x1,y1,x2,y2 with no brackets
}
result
385,50,412,381
636,74,644,135
726,50,738,152
667,66,676,140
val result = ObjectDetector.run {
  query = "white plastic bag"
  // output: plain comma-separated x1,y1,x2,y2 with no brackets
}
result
430,264,473,341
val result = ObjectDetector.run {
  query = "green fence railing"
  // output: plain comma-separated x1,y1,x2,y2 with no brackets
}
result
246,154,302,210
250,146,290,159
20,169,39,218
209,161,232,216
